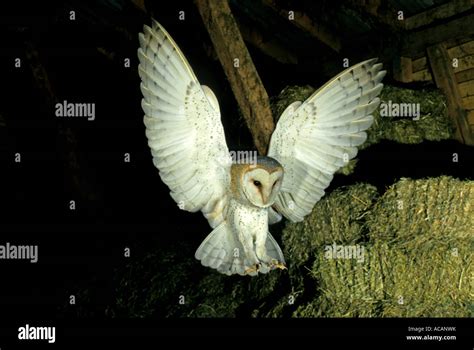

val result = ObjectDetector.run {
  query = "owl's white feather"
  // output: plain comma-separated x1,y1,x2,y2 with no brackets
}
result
138,19,230,226
138,20,286,276
268,58,385,222
268,206,283,224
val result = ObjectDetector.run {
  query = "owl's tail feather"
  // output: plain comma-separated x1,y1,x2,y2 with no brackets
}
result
195,222,256,276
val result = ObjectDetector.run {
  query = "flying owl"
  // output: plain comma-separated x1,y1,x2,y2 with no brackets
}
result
138,19,385,276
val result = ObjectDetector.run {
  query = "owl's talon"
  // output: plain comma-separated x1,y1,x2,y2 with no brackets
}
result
245,264,260,275
270,259,287,270
275,262,287,270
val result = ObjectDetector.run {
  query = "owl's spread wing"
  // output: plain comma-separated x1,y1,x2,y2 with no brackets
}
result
138,20,230,225
268,58,385,222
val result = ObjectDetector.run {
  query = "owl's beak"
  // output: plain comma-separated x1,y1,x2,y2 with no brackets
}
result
261,187,273,206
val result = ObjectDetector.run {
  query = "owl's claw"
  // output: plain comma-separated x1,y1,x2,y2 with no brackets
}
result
245,261,286,275
275,262,287,270
270,259,287,270
244,264,260,275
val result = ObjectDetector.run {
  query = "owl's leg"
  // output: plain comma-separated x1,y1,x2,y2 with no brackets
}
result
255,231,273,265
255,231,286,271
237,231,259,269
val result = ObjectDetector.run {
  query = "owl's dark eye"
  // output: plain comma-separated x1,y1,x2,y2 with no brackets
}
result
253,180,261,187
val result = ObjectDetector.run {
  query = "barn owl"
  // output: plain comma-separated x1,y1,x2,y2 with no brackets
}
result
138,19,385,276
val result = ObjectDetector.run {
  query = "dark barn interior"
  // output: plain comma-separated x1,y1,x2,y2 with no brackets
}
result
0,0,473,332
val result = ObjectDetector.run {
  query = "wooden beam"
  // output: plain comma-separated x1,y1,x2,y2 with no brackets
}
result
412,68,433,82
459,80,474,98
456,68,474,83
453,54,474,72
402,13,474,56
412,56,427,72
262,0,341,52
405,0,473,30
238,23,298,64
346,0,405,29
463,95,474,109
427,43,474,145
467,110,474,125
448,39,474,58
131,0,146,12
445,35,474,50
410,56,434,82
195,0,274,154
393,56,413,83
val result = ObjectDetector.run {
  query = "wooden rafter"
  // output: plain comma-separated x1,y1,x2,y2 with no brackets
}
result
238,23,298,64
195,0,275,154
427,43,474,145
346,0,405,29
402,13,474,56
456,68,474,83
261,0,341,52
393,56,413,83
405,0,473,30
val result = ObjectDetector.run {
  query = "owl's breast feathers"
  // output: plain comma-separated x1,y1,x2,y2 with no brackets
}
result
227,197,268,233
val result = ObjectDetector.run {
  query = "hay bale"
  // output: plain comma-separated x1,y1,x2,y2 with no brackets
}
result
282,183,378,268
294,241,471,317
366,85,454,147
187,274,244,317
287,176,473,317
111,243,199,318
110,241,286,318
367,176,473,243
113,250,246,318
190,271,283,317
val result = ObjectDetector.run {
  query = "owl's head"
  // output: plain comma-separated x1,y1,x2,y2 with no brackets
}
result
232,156,284,208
